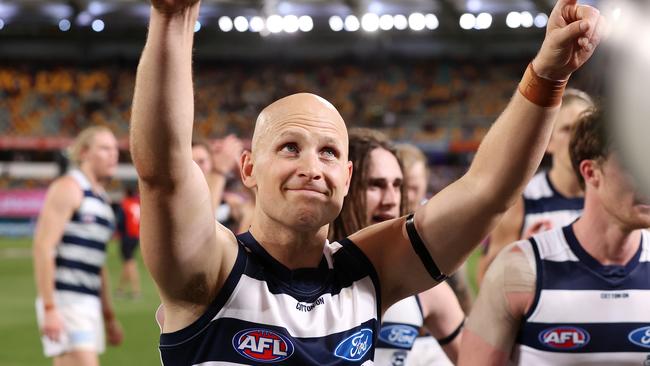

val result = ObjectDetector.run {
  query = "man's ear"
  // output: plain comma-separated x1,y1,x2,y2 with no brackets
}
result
240,150,257,189
580,159,600,189
343,160,353,197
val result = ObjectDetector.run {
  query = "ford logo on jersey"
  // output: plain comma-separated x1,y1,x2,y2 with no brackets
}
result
539,326,590,350
379,325,418,348
628,326,650,348
334,328,373,361
232,328,294,363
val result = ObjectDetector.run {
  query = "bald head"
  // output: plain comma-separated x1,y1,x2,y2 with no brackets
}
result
251,93,348,157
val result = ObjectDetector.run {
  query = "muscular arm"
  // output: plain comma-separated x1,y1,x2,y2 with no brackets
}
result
130,1,238,330
418,282,465,363
477,197,524,283
458,243,536,366
351,0,603,308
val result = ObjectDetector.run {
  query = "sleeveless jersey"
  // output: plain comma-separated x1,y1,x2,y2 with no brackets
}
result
159,231,381,365
374,296,423,366
521,172,583,236
54,170,115,297
512,225,650,365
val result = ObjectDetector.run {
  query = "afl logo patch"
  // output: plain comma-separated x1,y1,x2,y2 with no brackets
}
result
334,328,373,361
379,325,418,348
628,326,650,348
539,326,590,350
232,328,294,363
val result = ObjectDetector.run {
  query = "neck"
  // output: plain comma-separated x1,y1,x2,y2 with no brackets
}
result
79,165,104,192
249,208,328,270
573,206,641,266
548,165,582,198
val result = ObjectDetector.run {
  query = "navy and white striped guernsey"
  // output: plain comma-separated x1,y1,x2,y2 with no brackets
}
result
512,225,650,365
521,172,583,236
54,170,115,297
159,231,381,365
374,296,423,366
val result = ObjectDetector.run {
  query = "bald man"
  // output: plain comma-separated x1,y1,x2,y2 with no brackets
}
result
131,0,605,364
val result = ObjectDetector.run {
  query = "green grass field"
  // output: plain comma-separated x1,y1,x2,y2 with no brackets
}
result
0,237,161,366
0,236,481,365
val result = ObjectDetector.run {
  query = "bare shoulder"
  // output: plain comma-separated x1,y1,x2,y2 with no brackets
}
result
46,175,83,206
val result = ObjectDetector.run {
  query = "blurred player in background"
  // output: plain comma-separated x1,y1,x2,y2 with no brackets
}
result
459,108,650,365
116,185,141,299
32,126,123,365
477,89,595,283
330,129,465,365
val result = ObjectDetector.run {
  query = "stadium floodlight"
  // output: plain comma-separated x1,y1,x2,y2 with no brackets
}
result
467,0,482,13
298,15,313,32
234,16,248,32
218,16,233,32
250,16,265,32
379,14,393,31
393,14,408,30
267,15,283,33
194,21,202,32
344,15,360,32
361,13,380,32
520,11,533,28
425,14,439,30
506,11,521,28
91,19,104,32
88,1,105,16
459,13,476,30
534,13,548,28
408,13,426,31
283,15,299,33
77,11,92,26
475,12,492,30
59,19,71,32
329,15,344,32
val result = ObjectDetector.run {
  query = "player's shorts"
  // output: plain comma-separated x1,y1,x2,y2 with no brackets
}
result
35,292,105,357
120,236,139,261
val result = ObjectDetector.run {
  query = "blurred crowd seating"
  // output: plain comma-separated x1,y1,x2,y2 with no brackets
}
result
0,60,525,146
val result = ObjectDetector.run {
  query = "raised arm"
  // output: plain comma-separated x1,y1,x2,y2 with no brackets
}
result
351,0,604,307
130,0,238,328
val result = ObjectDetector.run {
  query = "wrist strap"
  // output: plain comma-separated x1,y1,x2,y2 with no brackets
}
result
437,319,465,346
518,63,567,108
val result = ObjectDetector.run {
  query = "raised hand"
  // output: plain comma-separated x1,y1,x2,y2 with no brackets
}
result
150,0,200,15
533,0,606,81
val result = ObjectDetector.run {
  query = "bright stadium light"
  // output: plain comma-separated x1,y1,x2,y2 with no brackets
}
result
283,15,299,33
467,0,482,13
91,19,104,32
266,15,283,33
393,14,408,30
361,13,380,32
459,13,476,30
218,16,233,32
250,16,265,32
520,11,533,28
425,14,439,30
77,11,92,26
194,20,202,32
298,15,313,32
408,13,426,31
534,13,548,28
234,16,248,32
506,11,521,28
475,12,492,29
379,14,393,30
344,15,360,32
329,15,344,32
59,19,71,32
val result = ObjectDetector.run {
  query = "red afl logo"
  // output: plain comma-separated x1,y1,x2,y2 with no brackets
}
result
232,328,294,363
539,326,590,350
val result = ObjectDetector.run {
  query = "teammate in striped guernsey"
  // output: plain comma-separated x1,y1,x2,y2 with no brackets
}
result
477,89,595,283
329,129,465,366
32,126,123,365
130,0,604,364
459,108,650,365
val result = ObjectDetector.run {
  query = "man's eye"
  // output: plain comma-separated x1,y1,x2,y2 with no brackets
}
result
281,143,299,153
